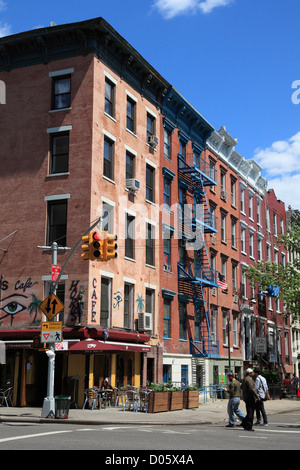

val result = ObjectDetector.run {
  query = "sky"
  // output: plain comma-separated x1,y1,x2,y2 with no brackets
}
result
1,0,300,210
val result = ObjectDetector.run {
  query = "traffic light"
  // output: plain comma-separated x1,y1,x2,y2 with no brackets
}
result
104,232,118,260
81,231,104,261
90,231,103,261
81,234,91,260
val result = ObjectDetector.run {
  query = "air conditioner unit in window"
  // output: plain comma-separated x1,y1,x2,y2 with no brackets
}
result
147,135,159,147
212,287,217,297
211,234,216,245
163,264,172,273
233,294,238,303
126,178,140,193
221,190,227,200
138,312,153,332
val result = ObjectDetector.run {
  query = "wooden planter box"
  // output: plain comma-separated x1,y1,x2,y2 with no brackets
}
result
148,392,170,413
183,390,199,409
169,391,183,411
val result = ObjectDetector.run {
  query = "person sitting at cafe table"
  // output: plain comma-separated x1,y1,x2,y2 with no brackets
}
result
101,377,111,389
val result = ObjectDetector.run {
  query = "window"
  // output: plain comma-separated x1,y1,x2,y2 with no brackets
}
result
232,263,237,291
273,212,277,236
52,75,71,110
267,243,271,261
163,177,171,207
163,299,171,338
124,283,134,329
100,277,111,328
164,128,171,159
220,170,226,192
126,150,135,180
50,132,69,174
266,207,270,231
163,238,171,267
256,198,261,225
221,212,226,242
222,313,228,345
249,193,253,219
257,236,262,261
47,199,68,246
145,288,154,315
102,200,114,233
209,160,216,183
240,186,245,213
241,226,246,253
103,136,114,180
146,222,155,266
249,231,254,258
147,112,155,139
231,178,236,206
231,219,236,248
146,164,155,202
280,217,284,234
242,268,247,298
233,315,238,347
179,302,187,340
125,214,135,259
211,310,218,344
221,256,227,280
105,78,115,117
126,96,136,133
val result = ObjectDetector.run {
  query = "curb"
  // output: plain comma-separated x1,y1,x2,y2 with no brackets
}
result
0,415,212,426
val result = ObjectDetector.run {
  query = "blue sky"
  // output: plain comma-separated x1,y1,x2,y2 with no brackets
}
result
1,0,300,209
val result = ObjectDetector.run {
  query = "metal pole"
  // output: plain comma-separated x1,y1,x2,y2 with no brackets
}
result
41,242,57,418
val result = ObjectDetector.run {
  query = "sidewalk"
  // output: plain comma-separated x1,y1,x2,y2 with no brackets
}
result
1,398,299,426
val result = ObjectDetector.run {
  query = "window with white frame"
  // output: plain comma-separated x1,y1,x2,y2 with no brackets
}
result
231,178,236,206
124,282,134,329
249,192,253,219
233,315,238,347
240,185,245,213
241,226,246,253
100,276,111,328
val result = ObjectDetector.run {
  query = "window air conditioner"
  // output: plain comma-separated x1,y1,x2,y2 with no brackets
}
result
126,178,140,193
138,312,153,332
212,287,217,297
221,190,227,200
211,234,216,245
147,135,159,147
234,294,238,303
163,264,172,273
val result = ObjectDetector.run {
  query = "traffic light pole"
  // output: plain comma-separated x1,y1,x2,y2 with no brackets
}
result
41,241,58,418
39,218,102,418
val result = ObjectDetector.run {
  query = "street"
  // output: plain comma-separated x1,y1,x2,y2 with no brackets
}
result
0,410,300,452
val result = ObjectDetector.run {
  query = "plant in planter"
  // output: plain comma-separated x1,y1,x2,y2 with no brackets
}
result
183,386,199,409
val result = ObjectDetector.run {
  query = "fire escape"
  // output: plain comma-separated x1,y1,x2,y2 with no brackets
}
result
177,152,220,357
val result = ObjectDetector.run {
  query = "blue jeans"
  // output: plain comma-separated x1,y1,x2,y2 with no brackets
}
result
228,397,245,425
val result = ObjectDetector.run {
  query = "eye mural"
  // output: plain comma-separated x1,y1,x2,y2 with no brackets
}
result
0,277,42,326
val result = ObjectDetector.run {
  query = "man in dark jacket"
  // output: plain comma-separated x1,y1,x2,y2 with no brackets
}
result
241,368,260,431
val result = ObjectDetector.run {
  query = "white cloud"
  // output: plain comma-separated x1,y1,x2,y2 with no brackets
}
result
0,1,7,12
0,22,11,37
253,131,300,210
153,0,235,18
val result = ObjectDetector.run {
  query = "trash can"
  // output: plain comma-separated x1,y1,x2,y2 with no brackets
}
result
55,396,71,419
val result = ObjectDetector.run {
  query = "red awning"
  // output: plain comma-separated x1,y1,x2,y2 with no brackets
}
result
68,339,151,353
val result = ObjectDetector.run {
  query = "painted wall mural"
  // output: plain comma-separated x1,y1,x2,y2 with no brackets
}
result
0,277,41,326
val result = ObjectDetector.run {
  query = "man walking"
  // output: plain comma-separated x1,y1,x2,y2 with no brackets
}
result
241,368,260,431
224,371,245,427
254,369,268,426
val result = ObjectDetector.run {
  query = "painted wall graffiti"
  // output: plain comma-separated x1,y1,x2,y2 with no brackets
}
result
0,277,41,326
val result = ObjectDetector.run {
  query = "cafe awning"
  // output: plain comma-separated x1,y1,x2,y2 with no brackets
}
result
68,339,151,353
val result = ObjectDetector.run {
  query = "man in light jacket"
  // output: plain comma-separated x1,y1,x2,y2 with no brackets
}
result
254,369,268,426
241,368,260,431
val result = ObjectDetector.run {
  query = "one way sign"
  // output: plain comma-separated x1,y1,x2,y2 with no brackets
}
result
39,294,64,321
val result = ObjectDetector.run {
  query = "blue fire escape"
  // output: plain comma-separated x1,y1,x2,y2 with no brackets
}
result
177,152,220,358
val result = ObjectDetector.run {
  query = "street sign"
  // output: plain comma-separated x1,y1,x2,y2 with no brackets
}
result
39,294,64,321
51,264,61,281
41,321,62,343
255,337,267,354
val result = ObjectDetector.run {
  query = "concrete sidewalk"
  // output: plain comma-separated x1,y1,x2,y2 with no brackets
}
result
0,398,299,426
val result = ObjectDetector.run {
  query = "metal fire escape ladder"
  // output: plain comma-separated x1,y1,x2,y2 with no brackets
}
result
177,153,219,357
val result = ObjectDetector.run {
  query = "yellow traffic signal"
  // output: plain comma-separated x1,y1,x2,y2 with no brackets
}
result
81,234,90,260
81,231,104,261
90,231,103,261
103,232,117,260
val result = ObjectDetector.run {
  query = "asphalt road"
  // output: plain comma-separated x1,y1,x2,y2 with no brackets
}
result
1,410,300,453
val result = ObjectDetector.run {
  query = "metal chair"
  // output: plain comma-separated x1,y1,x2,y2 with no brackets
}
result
0,387,13,407
138,389,151,413
123,388,138,412
82,389,101,410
